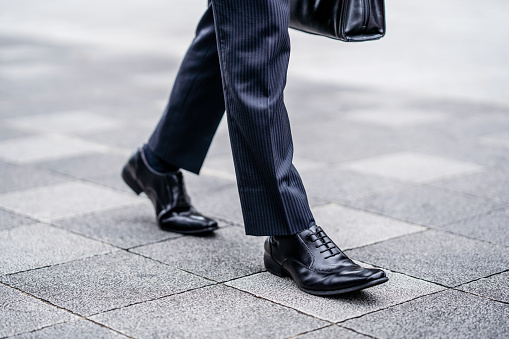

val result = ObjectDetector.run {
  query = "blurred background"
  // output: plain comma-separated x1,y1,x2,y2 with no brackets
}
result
1,1,508,338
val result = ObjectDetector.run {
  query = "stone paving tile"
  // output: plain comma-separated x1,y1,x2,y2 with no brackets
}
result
132,226,265,282
343,108,448,127
0,125,28,141
311,204,426,250
4,111,121,135
0,161,69,194
37,153,127,179
201,153,236,179
0,134,106,164
458,271,509,304
226,270,443,323
91,285,328,339
0,181,143,222
191,183,244,225
2,251,212,316
82,124,154,150
440,208,509,247
341,151,484,183
0,283,76,338
0,224,115,275
348,185,504,227
480,130,509,149
184,172,235,195
346,230,509,287
85,172,131,193
9,319,128,339
293,325,370,338
299,167,406,204
430,166,509,203
0,208,35,231
53,202,181,249
416,138,509,166
292,124,402,165
341,289,509,339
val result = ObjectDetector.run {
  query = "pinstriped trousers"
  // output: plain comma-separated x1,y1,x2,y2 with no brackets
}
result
148,0,315,236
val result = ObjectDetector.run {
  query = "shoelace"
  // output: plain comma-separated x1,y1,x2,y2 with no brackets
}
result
307,226,340,259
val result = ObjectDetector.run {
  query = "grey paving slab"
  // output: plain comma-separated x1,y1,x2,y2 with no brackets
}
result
299,167,406,204
458,271,509,304
0,283,75,338
416,137,509,166
481,130,509,149
292,124,402,165
91,285,327,339
0,224,115,275
0,134,106,164
4,111,121,135
183,171,234,195
0,125,29,141
348,185,504,227
0,181,143,222
0,161,69,194
342,289,509,339
0,208,35,231
132,226,265,282
440,208,509,247
341,151,484,183
311,204,426,250
421,113,509,141
346,230,509,287
82,124,154,150
9,319,128,339
191,183,244,225
431,166,509,203
343,107,449,128
85,172,132,192
293,325,370,339
201,153,236,179
226,270,443,323
37,153,128,179
53,201,181,249
2,251,212,316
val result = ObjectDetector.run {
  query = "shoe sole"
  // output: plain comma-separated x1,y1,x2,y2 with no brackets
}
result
264,253,389,296
122,166,219,235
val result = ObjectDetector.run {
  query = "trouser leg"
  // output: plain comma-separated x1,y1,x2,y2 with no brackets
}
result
210,0,315,235
148,4,225,175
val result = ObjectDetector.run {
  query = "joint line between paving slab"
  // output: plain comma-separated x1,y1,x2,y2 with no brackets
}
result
336,289,447,325
221,284,336,324
125,248,219,283
427,226,509,249
0,250,124,278
451,287,509,306
0,206,40,224
343,228,430,252
84,283,219,318
0,281,133,339
352,259,454,290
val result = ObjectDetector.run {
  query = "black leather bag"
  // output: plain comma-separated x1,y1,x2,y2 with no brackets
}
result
289,0,386,42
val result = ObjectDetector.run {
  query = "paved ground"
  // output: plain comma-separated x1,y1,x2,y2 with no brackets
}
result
1,0,508,338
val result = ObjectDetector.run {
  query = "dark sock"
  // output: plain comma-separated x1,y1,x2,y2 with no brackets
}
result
143,145,179,173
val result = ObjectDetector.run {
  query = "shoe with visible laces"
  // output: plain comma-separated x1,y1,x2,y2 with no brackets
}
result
122,147,218,235
264,225,388,295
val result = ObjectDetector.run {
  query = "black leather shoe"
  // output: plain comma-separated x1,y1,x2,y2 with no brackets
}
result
264,225,388,295
121,147,218,234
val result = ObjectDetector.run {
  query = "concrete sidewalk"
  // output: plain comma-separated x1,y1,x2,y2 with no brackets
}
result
1,0,508,338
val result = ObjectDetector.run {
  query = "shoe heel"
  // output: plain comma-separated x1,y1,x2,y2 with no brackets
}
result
122,167,143,195
264,253,286,277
